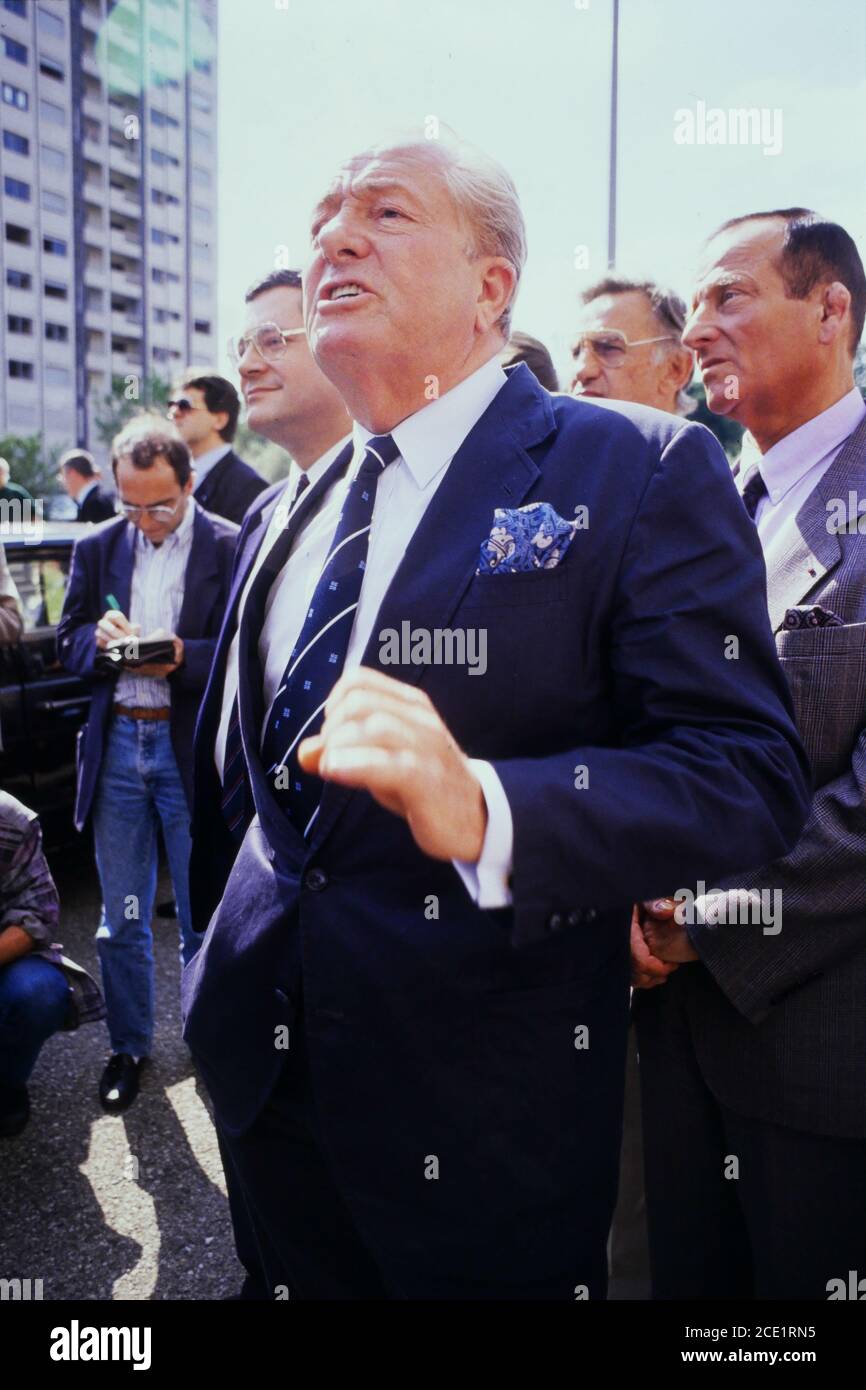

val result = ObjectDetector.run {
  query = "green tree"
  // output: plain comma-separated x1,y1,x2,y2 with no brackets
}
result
92,373,171,446
0,433,65,499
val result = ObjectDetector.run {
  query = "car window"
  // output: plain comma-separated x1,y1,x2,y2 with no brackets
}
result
6,551,71,632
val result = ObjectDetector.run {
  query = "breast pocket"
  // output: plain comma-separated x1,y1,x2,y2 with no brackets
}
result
776,621,866,785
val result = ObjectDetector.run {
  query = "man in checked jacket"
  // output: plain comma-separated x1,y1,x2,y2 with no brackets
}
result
634,208,866,1299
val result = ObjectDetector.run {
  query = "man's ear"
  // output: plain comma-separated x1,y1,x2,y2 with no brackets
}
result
665,345,695,396
476,257,517,335
817,281,851,346
213,410,231,436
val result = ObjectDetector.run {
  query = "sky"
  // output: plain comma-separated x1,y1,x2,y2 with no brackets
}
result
216,0,866,387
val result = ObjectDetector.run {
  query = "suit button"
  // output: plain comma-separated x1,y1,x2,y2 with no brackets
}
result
547,912,564,933
567,910,583,928
304,866,328,892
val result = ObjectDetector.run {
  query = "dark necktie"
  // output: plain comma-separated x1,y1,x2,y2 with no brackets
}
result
741,463,768,521
220,471,310,839
260,433,401,838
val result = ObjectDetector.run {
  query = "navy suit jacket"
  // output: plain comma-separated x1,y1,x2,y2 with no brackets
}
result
193,448,268,526
57,505,237,830
182,365,809,1287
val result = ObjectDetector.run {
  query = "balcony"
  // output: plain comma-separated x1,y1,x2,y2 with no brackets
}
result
111,310,143,338
108,142,141,176
109,186,142,220
83,138,105,163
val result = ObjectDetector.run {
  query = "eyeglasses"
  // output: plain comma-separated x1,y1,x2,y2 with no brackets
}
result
166,397,201,416
119,497,184,522
227,322,306,367
571,330,677,368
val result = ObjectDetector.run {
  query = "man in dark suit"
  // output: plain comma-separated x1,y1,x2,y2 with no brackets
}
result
58,418,236,1113
57,450,116,523
169,371,268,524
182,138,809,1300
634,208,866,1299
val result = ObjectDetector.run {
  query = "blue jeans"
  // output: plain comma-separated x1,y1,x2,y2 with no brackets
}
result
0,956,70,1092
92,715,199,1057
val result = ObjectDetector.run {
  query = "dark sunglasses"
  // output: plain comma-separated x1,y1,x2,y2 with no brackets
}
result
167,397,200,416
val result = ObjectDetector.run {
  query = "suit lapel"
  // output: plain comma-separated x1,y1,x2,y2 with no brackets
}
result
310,364,552,851
765,413,866,631
177,507,219,639
105,519,135,616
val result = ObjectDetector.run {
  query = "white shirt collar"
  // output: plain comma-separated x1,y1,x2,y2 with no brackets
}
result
754,387,866,501
352,355,509,489
286,434,353,497
192,442,232,487
77,480,99,505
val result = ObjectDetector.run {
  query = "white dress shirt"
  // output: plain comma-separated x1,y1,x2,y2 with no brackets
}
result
192,442,232,491
739,388,866,573
114,497,196,708
215,356,516,908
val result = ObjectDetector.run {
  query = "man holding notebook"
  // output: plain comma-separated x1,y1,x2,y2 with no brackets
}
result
58,417,236,1113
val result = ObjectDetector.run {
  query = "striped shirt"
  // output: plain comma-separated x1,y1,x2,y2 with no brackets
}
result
114,497,196,709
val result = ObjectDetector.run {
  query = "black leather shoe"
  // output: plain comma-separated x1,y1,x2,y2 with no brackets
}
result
99,1054,145,1112
0,1084,29,1138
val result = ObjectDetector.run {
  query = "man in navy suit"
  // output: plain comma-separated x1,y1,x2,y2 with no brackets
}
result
182,137,810,1300
58,418,236,1112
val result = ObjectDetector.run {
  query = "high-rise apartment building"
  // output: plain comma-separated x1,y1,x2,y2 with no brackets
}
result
0,0,218,460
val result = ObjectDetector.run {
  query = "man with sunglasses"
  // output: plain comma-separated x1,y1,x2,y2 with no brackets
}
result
570,277,695,415
57,418,237,1112
167,373,267,526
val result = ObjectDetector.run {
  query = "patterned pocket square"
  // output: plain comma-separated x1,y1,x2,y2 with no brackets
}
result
477,502,578,574
783,604,844,629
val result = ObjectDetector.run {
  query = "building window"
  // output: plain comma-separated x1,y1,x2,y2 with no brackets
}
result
41,189,67,214
193,240,211,260
2,83,29,112
37,5,65,38
151,189,180,207
150,147,180,168
3,1,27,17
193,58,212,75
2,37,28,65
151,227,180,246
190,91,211,113
4,176,30,201
153,307,180,323
44,364,70,386
39,57,64,82
3,130,29,155
8,360,34,380
194,319,211,335
44,280,67,299
7,314,32,334
191,165,210,187
43,235,67,255
6,268,31,289
5,222,30,245
39,98,64,125
150,108,180,128
40,143,66,170
45,322,69,342
151,267,180,285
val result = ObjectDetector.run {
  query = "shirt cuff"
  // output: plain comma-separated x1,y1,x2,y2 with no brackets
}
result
452,759,514,909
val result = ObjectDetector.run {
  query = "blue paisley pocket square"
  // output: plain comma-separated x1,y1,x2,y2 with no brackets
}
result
783,604,843,629
477,502,578,574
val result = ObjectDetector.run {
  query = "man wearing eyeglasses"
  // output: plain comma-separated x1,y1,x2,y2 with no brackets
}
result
167,372,268,526
570,276,695,415
57,418,237,1113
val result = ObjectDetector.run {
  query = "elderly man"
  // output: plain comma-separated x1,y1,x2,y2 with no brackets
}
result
182,137,809,1300
570,276,695,415
634,208,866,1299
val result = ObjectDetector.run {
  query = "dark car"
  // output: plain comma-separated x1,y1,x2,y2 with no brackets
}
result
0,521,93,847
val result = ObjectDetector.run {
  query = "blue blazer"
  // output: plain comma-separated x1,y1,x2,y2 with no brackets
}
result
182,365,809,1290
57,505,237,830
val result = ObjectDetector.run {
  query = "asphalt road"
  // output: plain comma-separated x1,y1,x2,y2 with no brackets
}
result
0,848,243,1302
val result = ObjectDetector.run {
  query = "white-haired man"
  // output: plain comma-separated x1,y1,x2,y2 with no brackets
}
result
182,136,808,1300
570,276,695,416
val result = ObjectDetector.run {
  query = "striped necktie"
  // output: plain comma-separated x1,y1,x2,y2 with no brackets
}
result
220,472,310,839
260,433,400,838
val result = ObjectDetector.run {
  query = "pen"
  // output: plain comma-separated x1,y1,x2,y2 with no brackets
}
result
105,593,121,611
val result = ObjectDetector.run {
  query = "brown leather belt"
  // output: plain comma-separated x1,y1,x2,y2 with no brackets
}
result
113,703,171,721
